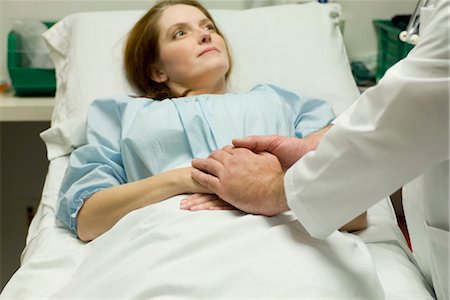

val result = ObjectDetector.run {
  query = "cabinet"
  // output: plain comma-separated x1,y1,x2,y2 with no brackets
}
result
0,94,53,289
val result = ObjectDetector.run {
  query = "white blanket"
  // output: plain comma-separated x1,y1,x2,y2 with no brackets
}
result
49,199,385,298
1,158,434,299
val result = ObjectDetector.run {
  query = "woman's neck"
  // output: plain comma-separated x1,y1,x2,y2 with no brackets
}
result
170,78,227,97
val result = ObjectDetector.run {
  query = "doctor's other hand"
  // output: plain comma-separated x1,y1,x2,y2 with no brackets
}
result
191,147,289,216
180,193,236,211
232,125,332,169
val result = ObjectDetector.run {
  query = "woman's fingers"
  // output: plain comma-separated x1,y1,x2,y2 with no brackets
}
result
190,199,222,211
180,194,236,211
208,203,236,210
180,193,213,210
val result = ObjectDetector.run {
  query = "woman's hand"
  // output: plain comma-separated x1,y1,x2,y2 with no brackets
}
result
172,167,213,194
180,193,236,211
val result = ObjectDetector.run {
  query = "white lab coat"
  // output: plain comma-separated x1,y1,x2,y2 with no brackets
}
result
284,1,449,299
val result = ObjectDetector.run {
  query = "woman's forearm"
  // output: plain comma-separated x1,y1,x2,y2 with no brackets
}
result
77,167,208,241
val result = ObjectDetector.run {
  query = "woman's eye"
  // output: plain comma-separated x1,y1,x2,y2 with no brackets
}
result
174,30,185,38
205,24,216,32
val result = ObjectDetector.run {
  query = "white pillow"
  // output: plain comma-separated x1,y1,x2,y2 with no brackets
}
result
41,3,359,160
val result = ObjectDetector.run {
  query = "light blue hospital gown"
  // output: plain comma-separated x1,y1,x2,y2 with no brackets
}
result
57,84,335,235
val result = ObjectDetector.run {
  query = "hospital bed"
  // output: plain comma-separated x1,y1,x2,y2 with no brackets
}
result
0,3,435,299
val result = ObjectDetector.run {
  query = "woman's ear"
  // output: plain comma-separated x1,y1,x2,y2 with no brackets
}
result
149,65,168,83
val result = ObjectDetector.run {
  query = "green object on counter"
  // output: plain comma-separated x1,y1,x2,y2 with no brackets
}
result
7,21,56,96
373,19,414,81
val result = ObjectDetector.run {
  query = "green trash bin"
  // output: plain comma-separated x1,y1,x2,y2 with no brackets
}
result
7,21,56,96
373,19,414,81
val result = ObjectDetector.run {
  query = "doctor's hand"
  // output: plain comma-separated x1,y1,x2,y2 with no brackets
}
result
232,125,332,169
191,147,289,216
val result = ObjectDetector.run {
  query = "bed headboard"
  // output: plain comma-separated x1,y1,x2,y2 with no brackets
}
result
40,3,359,160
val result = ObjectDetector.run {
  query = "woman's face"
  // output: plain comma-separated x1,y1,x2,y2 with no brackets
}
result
153,4,230,95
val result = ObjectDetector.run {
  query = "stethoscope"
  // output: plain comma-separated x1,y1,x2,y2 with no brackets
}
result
399,0,433,45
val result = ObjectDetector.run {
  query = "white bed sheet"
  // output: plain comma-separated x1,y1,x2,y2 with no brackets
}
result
0,157,434,299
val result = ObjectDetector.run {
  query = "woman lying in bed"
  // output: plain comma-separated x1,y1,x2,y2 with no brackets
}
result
57,0,367,242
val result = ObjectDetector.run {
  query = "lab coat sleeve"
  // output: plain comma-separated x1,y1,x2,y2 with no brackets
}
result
331,101,356,126
284,0,449,239
56,97,128,235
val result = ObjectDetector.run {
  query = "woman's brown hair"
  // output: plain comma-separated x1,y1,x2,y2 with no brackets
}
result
124,0,232,100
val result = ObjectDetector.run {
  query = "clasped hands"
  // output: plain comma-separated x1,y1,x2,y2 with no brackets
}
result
181,132,327,215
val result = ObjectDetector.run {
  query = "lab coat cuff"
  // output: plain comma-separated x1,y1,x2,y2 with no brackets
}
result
284,167,331,240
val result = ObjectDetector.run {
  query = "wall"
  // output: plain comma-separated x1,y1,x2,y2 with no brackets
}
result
335,0,416,68
270,0,416,67
0,0,250,82
1,0,418,81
